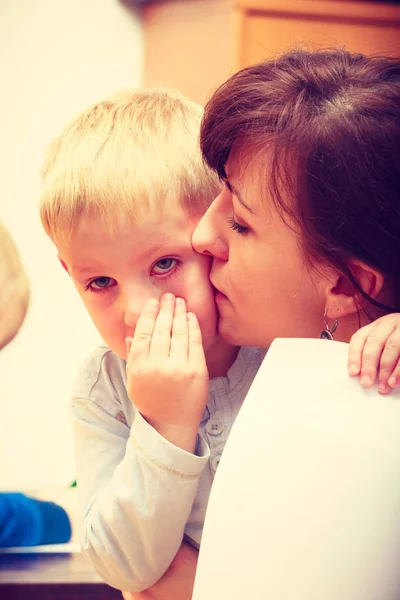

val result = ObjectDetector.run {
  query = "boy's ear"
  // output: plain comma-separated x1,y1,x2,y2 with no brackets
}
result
324,260,385,319
58,255,70,275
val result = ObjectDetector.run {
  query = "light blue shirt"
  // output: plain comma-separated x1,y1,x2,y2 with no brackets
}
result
71,344,264,592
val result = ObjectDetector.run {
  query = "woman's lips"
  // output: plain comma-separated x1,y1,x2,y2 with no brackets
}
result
214,286,229,302
211,275,228,301
215,291,228,302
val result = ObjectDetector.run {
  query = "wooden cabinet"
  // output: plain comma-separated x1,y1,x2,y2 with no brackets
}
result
143,0,400,104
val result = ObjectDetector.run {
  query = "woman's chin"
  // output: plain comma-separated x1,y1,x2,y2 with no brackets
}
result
217,318,242,346
218,318,269,348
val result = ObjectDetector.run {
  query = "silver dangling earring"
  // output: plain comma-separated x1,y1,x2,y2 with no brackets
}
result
320,311,338,340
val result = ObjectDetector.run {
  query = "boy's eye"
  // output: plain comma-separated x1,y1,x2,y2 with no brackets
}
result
152,258,178,275
87,276,116,291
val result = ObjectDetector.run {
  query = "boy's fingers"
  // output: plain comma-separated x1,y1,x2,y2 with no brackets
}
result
170,297,189,359
125,336,133,360
129,298,159,363
359,321,396,387
187,312,207,370
149,293,175,358
348,326,371,377
378,330,400,393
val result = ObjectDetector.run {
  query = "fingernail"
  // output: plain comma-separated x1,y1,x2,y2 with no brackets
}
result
162,293,174,302
176,297,184,307
360,375,372,387
348,363,359,376
378,383,388,394
147,298,159,307
389,376,397,388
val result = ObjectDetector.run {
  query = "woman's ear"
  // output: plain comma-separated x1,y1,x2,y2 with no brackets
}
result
324,260,385,320
58,254,70,275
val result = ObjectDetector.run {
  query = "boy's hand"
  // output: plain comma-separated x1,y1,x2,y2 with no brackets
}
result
348,313,400,394
126,293,209,453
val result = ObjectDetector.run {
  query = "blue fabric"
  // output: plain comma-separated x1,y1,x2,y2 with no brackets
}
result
0,492,71,547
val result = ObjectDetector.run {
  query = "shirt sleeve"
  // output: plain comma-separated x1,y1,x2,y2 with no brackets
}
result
72,394,210,592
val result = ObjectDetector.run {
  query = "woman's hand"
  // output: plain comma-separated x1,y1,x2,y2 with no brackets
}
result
121,541,198,600
126,293,209,453
348,313,400,394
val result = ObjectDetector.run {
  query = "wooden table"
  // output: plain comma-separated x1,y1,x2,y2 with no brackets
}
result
0,551,121,599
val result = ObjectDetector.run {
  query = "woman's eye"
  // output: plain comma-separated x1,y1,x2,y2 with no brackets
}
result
87,276,116,291
152,258,178,275
227,215,250,236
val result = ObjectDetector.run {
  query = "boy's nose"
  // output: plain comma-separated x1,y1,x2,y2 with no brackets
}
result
123,291,160,329
192,200,228,261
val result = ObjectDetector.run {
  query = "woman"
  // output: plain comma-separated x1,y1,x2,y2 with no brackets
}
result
128,48,400,599
193,48,400,362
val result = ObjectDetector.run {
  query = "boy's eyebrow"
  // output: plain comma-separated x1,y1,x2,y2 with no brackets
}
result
72,266,98,274
71,242,182,275
224,179,256,215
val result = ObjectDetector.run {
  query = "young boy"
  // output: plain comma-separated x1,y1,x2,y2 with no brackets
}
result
39,88,265,593
40,87,400,596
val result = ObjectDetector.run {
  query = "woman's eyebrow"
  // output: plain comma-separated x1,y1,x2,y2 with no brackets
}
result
225,179,256,215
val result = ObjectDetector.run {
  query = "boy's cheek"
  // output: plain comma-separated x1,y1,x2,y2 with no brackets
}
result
196,253,213,276
192,292,219,340
183,280,216,316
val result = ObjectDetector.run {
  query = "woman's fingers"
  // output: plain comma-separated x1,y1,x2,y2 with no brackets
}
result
377,328,400,393
358,322,395,388
350,319,397,391
388,362,400,389
348,324,371,378
348,314,400,394
170,297,189,359
128,298,159,364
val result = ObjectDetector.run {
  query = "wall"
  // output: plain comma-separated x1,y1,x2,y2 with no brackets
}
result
0,0,143,490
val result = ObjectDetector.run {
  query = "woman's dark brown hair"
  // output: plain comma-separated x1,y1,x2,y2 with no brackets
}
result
200,48,400,312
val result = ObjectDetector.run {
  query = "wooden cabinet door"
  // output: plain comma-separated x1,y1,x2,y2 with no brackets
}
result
143,0,400,104
241,1,400,65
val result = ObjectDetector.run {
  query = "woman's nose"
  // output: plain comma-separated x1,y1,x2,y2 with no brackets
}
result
192,198,229,261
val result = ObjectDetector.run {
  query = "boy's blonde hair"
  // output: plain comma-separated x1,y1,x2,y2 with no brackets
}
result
0,224,29,350
40,87,220,243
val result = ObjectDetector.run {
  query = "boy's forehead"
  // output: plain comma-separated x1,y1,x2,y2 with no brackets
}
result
62,207,199,258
